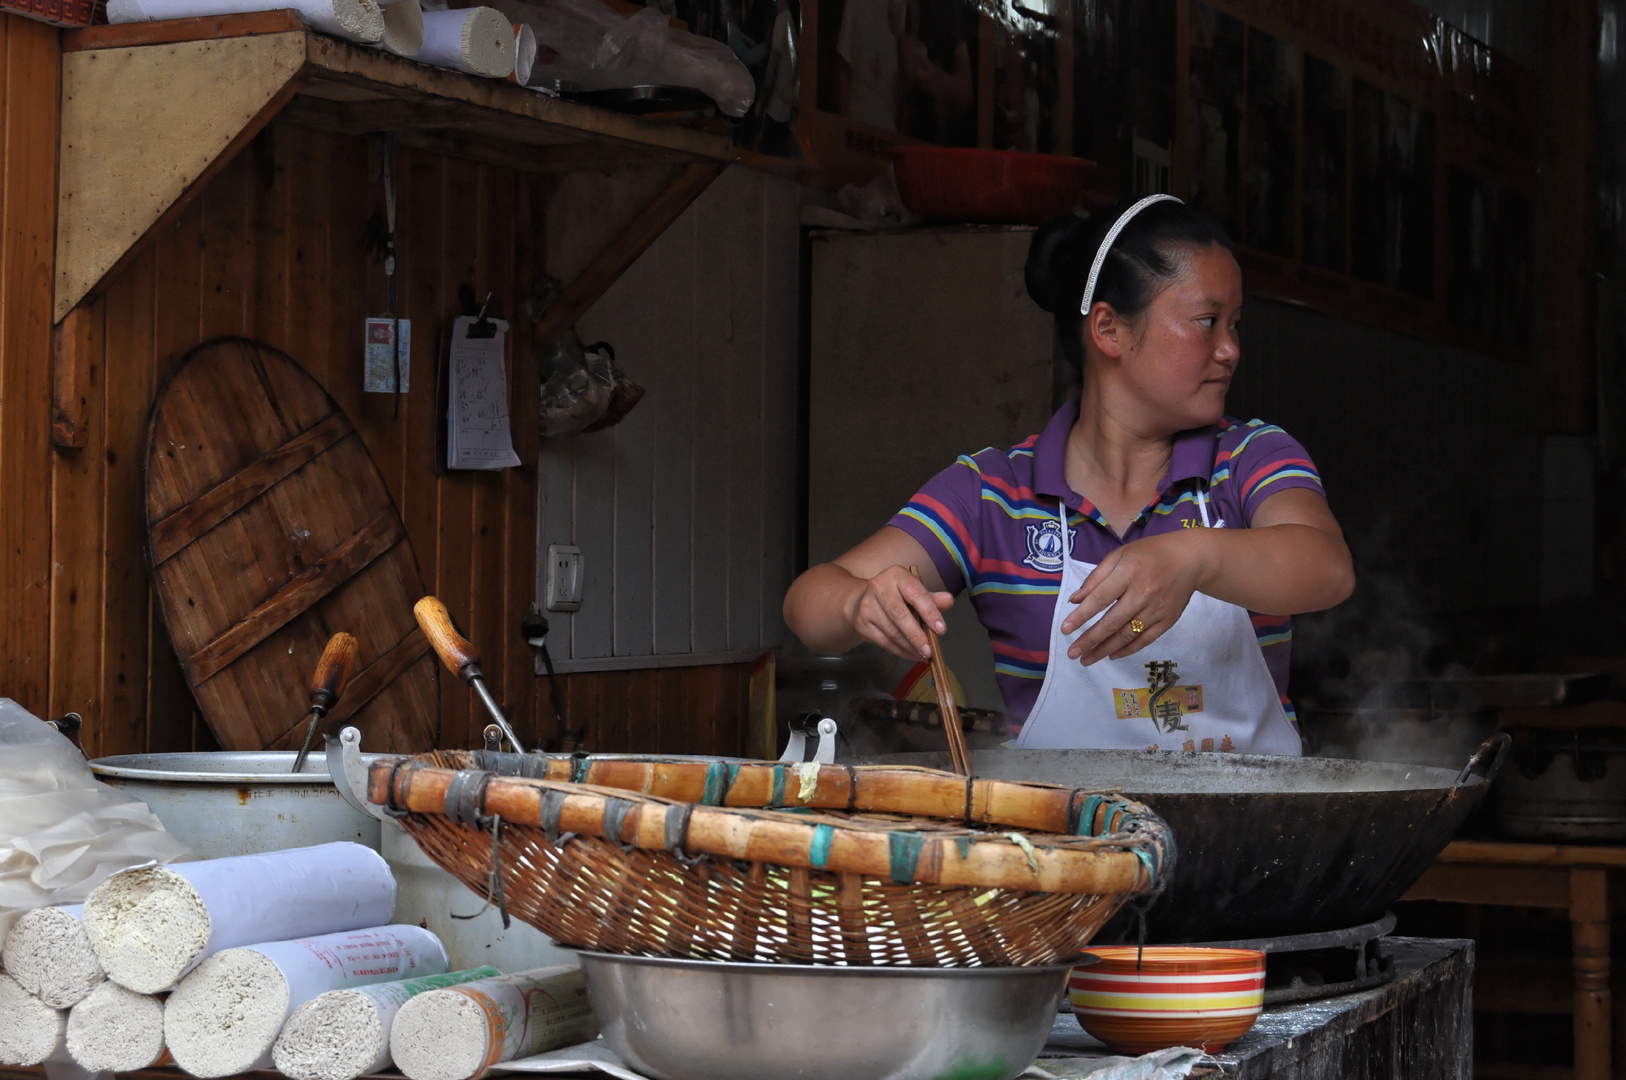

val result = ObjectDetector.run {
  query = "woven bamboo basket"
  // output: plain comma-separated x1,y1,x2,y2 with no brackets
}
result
369,751,1174,967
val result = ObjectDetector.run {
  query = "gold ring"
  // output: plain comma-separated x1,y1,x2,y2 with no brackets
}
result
1127,619,1146,635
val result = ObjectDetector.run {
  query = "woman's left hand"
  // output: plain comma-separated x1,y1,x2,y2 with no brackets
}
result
1061,531,1213,665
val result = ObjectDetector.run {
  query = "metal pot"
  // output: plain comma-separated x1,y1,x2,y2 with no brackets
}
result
89,751,383,857
1496,733,1626,842
853,737,1508,943
577,951,1074,1080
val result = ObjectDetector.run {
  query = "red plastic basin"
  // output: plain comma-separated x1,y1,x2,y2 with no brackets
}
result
888,146,1096,225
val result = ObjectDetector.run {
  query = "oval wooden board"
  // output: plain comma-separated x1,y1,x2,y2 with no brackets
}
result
146,338,439,753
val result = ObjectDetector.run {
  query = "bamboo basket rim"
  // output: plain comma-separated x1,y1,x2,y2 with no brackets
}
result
369,754,1174,895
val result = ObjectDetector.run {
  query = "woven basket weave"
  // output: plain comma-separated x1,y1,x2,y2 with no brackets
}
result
371,751,1173,967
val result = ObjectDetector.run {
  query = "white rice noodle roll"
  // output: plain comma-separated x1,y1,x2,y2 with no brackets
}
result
83,841,396,994
509,23,535,84
273,965,501,1080
0,973,66,1067
165,924,448,1079
380,0,424,57
418,7,515,78
2,905,104,1008
104,0,384,42
389,967,598,1080
65,981,169,1072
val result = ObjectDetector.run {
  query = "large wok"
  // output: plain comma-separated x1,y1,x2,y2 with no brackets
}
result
853,737,1507,943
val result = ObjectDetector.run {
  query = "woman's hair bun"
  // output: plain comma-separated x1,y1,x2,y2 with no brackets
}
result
1025,211,1092,314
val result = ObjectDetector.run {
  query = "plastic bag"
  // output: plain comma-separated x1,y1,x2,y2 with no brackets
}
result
539,338,647,438
0,699,192,940
488,0,755,116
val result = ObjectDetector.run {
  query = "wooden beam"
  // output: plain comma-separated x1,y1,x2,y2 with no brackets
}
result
184,511,405,684
50,304,95,448
54,32,310,320
149,410,354,564
534,160,727,347
63,8,304,51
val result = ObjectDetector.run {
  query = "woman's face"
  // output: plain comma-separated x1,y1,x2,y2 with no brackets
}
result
1095,243,1243,432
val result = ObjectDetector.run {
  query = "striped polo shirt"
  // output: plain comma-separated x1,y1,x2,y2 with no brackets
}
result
888,400,1326,729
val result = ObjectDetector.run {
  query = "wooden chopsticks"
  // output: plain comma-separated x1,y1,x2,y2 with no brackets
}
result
911,565,972,777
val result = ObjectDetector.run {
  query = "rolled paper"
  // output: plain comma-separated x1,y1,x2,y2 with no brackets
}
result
66,981,168,1072
510,23,536,85
273,966,501,1080
104,0,384,42
380,0,423,57
390,967,598,1080
83,841,397,994
0,973,66,1067
2,905,103,1008
418,7,516,79
165,924,449,1079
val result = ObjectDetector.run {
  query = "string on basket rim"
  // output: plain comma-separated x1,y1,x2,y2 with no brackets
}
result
450,812,510,930
601,796,639,853
663,803,709,866
379,760,417,820
536,787,578,848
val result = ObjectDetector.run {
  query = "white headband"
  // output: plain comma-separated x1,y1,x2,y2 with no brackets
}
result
1079,194,1184,315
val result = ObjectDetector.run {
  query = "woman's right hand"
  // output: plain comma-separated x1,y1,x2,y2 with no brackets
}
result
843,564,954,661
782,526,955,659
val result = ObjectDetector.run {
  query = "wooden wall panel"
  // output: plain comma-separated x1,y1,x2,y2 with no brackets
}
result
546,167,803,671
12,116,761,756
537,662,751,756
0,16,60,720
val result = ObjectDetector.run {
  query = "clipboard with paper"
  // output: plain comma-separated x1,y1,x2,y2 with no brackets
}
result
446,313,520,470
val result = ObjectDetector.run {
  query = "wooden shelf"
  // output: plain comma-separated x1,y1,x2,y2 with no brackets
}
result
53,9,734,321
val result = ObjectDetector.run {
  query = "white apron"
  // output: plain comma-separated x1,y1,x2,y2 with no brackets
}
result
1014,493,1301,755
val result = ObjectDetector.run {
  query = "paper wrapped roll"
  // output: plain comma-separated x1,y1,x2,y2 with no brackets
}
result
66,981,168,1072
0,973,66,1067
510,23,536,85
2,905,103,1008
390,967,597,1080
166,924,449,1079
418,7,516,79
83,841,396,994
380,0,423,57
273,966,501,1080
104,0,384,42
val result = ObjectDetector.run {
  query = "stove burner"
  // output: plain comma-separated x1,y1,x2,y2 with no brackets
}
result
1185,912,1397,1005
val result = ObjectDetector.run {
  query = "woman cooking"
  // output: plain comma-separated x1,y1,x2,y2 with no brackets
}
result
783,196,1355,754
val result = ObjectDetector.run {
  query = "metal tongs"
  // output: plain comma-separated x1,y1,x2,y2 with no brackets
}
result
414,595,525,753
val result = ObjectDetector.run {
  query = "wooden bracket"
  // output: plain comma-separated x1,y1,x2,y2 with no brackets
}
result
51,305,97,448
533,161,727,348
55,26,309,321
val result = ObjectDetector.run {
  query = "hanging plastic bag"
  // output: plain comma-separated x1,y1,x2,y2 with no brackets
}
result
539,339,644,438
488,0,755,116
0,700,192,940
540,331,613,437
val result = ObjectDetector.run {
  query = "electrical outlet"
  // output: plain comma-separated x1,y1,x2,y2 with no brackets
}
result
546,545,583,612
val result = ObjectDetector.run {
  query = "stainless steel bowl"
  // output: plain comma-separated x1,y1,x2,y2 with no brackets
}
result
577,951,1076,1080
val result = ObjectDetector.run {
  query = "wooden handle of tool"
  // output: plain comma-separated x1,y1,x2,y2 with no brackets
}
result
414,596,481,677
310,632,359,704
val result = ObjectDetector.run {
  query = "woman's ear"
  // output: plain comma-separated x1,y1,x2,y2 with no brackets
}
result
1087,302,1132,361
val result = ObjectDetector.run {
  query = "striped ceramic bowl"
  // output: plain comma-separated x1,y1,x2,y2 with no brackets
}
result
1068,946,1266,1055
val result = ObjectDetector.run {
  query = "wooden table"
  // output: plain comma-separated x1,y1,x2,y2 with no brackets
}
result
1403,839,1626,1080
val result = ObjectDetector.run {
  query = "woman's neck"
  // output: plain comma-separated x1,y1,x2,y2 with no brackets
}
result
1064,382,1174,536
